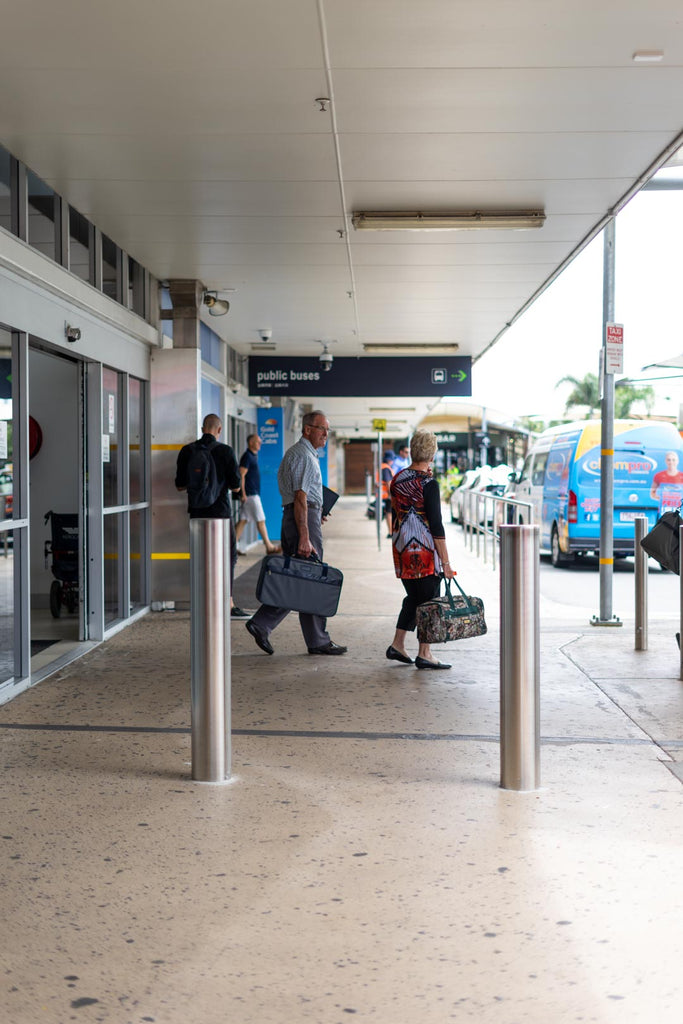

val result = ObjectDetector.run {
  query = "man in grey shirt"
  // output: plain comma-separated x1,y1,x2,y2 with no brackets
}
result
245,410,347,656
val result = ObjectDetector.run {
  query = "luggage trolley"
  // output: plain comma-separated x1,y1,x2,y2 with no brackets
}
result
44,510,79,617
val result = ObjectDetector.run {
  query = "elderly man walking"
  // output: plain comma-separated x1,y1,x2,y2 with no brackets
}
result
245,410,347,656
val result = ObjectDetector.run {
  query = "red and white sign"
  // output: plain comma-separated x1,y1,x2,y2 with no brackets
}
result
605,322,624,374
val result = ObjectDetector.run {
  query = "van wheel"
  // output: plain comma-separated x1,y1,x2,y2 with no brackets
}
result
550,526,572,568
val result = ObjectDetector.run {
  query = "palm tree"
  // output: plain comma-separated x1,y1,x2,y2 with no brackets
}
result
615,383,655,418
557,373,656,419
556,373,600,416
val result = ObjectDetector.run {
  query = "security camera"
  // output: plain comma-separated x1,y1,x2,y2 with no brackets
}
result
319,347,333,372
258,328,272,343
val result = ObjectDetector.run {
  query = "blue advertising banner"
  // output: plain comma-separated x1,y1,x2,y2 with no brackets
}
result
249,356,471,398
257,407,285,543
318,443,328,487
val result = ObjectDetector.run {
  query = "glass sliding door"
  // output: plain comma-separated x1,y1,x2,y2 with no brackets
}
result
0,329,30,697
98,367,149,634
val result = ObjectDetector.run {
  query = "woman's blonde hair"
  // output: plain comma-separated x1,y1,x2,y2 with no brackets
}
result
410,430,438,464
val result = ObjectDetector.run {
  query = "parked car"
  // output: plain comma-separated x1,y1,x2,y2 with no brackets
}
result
450,465,511,524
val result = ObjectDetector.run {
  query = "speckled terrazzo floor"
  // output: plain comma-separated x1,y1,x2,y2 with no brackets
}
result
2,498,683,1024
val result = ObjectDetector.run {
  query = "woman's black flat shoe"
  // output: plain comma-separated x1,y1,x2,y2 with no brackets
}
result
415,656,451,670
386,645,413,665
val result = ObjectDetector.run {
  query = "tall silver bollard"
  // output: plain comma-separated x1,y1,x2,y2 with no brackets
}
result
500,525,540,791
190,518,231,782
634,516,648,651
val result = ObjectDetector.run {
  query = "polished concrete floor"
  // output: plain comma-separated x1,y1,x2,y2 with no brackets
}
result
1,497,683,1024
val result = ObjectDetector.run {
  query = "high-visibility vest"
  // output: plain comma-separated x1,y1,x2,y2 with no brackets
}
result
376,461,394,500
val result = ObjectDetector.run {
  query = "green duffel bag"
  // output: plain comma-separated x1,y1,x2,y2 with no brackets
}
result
416,577,487,644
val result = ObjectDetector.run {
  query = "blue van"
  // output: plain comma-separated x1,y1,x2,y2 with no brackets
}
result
512,420,683,566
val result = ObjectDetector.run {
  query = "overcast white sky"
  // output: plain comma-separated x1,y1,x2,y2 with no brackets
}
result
469,183,683,424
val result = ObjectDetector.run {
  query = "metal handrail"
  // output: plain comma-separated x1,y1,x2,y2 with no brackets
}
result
457,489,534,570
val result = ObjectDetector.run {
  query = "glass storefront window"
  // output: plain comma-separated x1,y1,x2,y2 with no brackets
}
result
128,257,145,316
201,378,222,424
0,334,13,521
69,206,91,282
0,146,12,234
102,368,120,507
102,234,119,300
27,170,56,261
129,377,143,505
0,537,15,683
200,323,223,371
103,513,120,626
130,509,144,611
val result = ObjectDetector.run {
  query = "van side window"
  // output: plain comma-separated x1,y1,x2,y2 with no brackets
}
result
532,454,548,487
519,456,533,482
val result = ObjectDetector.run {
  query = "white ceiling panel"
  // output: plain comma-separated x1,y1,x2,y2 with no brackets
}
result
339,131,673,183
2,0,683,394
5,134,338,184
0,0,323,70
43,181,344,220
332,68,683,134
324,0,683,68
111,217,348,247
348,242,573,266
342,178,636,215
0,69,331,136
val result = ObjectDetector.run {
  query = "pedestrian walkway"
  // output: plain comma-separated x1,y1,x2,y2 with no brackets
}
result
1,497,683,1024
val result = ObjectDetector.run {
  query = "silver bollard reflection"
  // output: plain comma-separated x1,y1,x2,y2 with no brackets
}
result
499,525,540,791
634,516,648,651
190,518,231,782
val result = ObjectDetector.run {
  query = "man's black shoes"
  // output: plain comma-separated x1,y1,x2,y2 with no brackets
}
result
307,641,347,656
245,619,274,655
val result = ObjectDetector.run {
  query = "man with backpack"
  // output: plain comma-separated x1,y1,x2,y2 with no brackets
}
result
175,413,250,619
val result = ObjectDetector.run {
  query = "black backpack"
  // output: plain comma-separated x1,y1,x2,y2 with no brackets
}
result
640,508,681,574
186,442,222,509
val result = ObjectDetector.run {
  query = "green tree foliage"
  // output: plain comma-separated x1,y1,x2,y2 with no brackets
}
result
556,373,600,416
614,383,655,418
556,372,657,419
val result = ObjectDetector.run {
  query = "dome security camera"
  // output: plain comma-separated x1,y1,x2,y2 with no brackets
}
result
319,345,333,372
258,328,272,343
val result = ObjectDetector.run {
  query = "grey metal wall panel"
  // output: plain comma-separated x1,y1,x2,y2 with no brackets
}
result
151,347,200,603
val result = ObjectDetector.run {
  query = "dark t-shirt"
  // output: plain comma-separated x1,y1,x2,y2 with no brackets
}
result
175,434,240,518
239,448,260,496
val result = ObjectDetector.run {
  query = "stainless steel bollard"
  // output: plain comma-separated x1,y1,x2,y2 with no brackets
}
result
634,516,648,651
190,518,231,782
500,525,540,791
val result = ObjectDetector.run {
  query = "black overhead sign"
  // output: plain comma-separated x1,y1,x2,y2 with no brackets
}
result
248,356,471,398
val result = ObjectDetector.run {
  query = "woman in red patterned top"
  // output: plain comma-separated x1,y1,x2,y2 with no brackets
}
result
386,430,455,670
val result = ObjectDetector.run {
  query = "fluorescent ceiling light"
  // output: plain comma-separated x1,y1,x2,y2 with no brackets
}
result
368,407,417,413
632,50,664,62
363,343,460,354
352,210,545,231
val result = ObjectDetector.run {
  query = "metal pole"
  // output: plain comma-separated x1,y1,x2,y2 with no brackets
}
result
500,525,540,791
376,431,382,550
593,217,621,627
190,518,231,783
634,516,648,651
